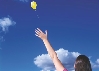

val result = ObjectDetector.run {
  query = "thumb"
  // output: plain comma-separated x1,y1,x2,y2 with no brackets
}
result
45,30,47,35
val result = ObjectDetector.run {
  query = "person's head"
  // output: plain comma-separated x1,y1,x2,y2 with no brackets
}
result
74,55,92,71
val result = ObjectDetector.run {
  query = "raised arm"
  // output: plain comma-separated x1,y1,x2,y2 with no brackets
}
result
35,28,65,71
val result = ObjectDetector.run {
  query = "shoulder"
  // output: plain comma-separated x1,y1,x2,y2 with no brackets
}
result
63,68,68,71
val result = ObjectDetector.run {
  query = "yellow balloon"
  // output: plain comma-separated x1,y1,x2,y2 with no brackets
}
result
31,1,37,10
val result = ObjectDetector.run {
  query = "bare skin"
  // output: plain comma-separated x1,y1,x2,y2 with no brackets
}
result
35,28,65,71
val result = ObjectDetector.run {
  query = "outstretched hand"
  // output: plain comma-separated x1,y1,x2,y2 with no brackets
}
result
35,28,47,40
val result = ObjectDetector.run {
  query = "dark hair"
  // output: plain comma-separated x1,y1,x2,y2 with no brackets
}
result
75,55,92,71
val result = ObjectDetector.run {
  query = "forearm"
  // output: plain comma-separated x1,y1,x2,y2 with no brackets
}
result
43,39,57,59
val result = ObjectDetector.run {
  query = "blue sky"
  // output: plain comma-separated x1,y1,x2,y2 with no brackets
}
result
0,0,99,71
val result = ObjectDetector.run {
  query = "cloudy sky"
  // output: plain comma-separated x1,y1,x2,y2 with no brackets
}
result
0,0,99,71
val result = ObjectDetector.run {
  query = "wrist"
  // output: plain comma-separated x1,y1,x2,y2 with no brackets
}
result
42,38,48,42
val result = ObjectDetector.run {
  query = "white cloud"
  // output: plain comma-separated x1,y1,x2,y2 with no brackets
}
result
34,48,99,71
34,48,80,71
91,61,99,68
0,16,16,49
96,59,99,64
90,59,99,68
0,16,16,32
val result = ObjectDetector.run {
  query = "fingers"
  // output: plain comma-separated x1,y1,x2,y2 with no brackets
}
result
35,28,43,38
35,29,40,35
35,28,43,34
37,28,43,33
35,34,40,37
35,28,47,37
